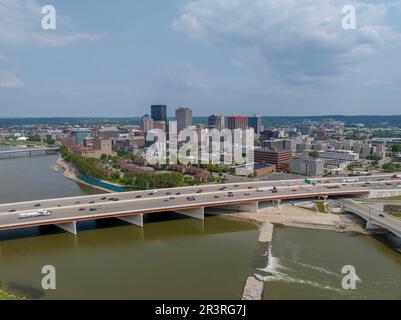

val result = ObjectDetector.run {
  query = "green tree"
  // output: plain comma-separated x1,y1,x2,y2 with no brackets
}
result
391,144,401,153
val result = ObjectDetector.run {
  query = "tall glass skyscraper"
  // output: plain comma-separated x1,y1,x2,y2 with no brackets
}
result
151,105,167,122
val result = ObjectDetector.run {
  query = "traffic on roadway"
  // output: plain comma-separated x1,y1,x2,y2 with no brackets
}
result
0,173,400,231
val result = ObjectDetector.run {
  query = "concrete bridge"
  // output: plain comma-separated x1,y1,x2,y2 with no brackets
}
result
0,147,59,159
338,199,401,238
0,173,400,238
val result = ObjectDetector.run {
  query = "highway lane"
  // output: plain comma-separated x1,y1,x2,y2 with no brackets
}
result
0,173,400,214
0,184,384,230
339,199,401,236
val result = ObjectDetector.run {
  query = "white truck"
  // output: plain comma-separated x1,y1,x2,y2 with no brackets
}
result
18,209,52,219
257,186,277,193
342,178,359,183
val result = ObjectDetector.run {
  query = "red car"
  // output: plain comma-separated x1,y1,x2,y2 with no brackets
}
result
78,208,86,211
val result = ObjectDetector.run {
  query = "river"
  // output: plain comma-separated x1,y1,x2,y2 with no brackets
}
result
0,149,257,299
0,146,400,299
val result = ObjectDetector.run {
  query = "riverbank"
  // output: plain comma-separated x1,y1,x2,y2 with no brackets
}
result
222,203,367,234
56,156,113,193
0,281,25,300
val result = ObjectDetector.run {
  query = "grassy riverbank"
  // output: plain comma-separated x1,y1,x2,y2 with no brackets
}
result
0,281,24,300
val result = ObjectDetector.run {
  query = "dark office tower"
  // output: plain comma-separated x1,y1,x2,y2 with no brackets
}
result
151,105,167,122
208,114,224,130
248,114,262,134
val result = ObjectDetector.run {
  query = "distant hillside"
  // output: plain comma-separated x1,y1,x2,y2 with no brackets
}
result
0,115,400,128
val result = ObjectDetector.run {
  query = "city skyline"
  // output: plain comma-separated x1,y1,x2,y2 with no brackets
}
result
0,0,401,117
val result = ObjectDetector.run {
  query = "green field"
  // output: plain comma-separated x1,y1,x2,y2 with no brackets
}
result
315,201,327,213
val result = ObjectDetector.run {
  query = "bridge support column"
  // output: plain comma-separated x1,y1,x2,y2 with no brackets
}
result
55,222,77,235
174,207,204,220
117,214,143,227
272,199,281,208
366,221,381,230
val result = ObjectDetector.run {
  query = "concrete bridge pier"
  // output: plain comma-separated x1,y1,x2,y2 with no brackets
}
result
55,222,77,235
117,214,144,227
366,220,381,231
272,199,281,208
174,207,205,220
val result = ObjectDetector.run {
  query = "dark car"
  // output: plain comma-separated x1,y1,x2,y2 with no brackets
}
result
9,209,16,212
248,186,253,189
89,208,97,212
164,199,169,203
34,204,41,207
196,190,203,193
272,187,278,193
89,201,95,204
101,197,107,200
169,197,176,200
176,192,181,195
165,192,171,195
214,195,220,199
135,195,142,199
75,201,81,205
379,214,385,218
227,194,234,198
186,196,196,201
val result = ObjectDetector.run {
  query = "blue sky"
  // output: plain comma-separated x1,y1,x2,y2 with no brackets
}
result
0,0,400,117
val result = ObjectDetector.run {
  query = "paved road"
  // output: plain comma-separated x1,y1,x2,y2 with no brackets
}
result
0,173,400,231
339,199,401,237
0,173,399,213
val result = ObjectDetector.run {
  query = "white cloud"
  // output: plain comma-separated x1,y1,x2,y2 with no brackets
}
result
173,0,400,84
0,0,101,46
163,63,209,90
0,74,24,88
